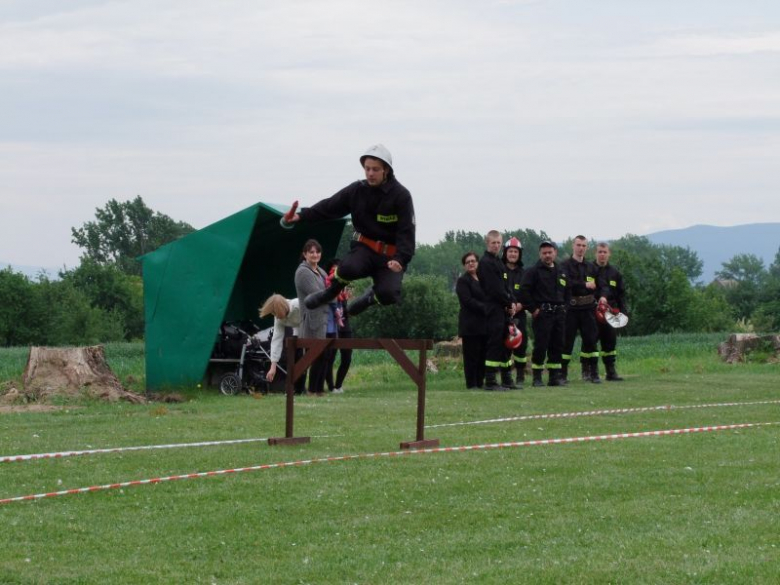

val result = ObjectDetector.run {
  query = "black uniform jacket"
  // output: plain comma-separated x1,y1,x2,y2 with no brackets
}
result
519,260,569,311
477,250,513,309
561,257,599,310
596,263,628,314
456,273,488,336
299,176,416,268
504,263,524,305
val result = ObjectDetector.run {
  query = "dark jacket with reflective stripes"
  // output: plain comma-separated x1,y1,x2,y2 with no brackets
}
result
477,250,513,309
596,263,628,314
561,257,599,310
299,176,416,268
519,260,569,311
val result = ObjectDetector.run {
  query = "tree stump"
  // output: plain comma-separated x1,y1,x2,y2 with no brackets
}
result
717,334,780,364
23,346,146,404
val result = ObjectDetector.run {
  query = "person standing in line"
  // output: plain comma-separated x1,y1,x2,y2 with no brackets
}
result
502,236,529,389
560,235,601,384
477,230,517,391
325,259,353,394
595,242,628,381
294,239,330,396
456,251,488,389
520,241,569,387
282,144,415,317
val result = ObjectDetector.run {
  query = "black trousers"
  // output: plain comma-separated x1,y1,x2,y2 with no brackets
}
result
325,329,353,390
563,308,599,363
461,334,486,388
337,242,404,306
597,321,618,364
511,312,529,367
484,304,510,368
531,310,565,370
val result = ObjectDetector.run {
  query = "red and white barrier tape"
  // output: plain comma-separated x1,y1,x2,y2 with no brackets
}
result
426,399,780,429
0,437,268,464
2,421,776,505
0,433,340,464
3,399,777,465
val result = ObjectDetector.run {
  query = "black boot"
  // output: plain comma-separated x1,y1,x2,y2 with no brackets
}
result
515,364,525,389
590,358,602,384
560,362,569,385
606,362,624,382
484,367,503,391
532,369,544,387
580,360,591,382
548,369,563,387
501,367,519,390
347,287,376,316
304,281,344,310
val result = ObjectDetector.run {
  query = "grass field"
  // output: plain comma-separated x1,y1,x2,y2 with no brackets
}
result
1,334,779,584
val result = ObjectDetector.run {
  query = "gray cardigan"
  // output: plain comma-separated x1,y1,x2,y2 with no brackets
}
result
294,262,329,339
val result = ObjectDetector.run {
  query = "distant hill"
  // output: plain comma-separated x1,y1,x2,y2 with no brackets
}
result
645,223,780,283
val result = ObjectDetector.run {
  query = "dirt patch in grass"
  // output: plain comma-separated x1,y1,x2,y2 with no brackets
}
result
0,403,81,414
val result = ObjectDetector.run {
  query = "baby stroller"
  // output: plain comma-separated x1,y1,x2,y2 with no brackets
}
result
212,322,286,396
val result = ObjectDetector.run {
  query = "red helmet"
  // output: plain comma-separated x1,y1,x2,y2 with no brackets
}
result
504,323,523,349
502,236,523,262
504,236,522,251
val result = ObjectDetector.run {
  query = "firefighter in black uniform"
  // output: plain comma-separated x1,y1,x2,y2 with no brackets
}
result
561,235,601,384
595,242,628,381
477,230,517,391
284,144,415,316
502,236,529,388
520,241,570,387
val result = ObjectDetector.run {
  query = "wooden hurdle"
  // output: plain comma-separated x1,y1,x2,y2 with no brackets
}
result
267,338,440,449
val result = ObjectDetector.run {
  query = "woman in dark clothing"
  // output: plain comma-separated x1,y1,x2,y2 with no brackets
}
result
456,251,488,389
325,259,353,393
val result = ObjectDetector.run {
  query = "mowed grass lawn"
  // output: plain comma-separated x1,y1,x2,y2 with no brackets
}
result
1,334,779,584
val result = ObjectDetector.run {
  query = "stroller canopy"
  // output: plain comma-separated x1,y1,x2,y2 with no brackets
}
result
140,201,346,390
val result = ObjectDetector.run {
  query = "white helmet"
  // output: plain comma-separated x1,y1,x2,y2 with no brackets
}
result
360,144,393,171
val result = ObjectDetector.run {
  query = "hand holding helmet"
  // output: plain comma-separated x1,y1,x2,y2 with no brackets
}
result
504,323,523,349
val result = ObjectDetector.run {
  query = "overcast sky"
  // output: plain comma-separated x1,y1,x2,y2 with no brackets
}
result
1,0,779,269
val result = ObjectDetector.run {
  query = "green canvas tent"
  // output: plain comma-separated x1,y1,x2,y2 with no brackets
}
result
140,202,346,390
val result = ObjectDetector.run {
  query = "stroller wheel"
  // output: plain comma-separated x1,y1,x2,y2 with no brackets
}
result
219,373,242,396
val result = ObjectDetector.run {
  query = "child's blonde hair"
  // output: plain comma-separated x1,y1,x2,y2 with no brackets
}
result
259,294,288,319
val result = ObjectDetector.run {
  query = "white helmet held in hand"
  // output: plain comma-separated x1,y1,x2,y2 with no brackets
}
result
360,144,393,171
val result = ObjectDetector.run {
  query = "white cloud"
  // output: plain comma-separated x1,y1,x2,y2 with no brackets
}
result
649,31,780,57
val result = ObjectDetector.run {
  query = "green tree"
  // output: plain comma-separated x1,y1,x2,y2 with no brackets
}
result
71,196,194,276
608,237,724,335
35,277,126,345
0,268,47,346
409,228,551,290
351,274,458,341
752,247,780,331
715,253,768,321
59,259,145,340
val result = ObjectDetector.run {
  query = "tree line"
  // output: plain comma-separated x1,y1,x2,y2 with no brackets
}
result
2,197,778,346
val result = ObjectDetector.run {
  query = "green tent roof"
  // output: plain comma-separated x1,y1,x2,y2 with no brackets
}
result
140,201,346,390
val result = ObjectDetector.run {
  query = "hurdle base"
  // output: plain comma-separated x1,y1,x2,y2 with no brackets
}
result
400,438,440,450
268,436,311,446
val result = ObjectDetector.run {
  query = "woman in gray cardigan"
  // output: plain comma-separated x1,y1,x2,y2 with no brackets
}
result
294,239,330,396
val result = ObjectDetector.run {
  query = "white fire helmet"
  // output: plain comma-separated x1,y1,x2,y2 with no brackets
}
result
360,144,393,172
